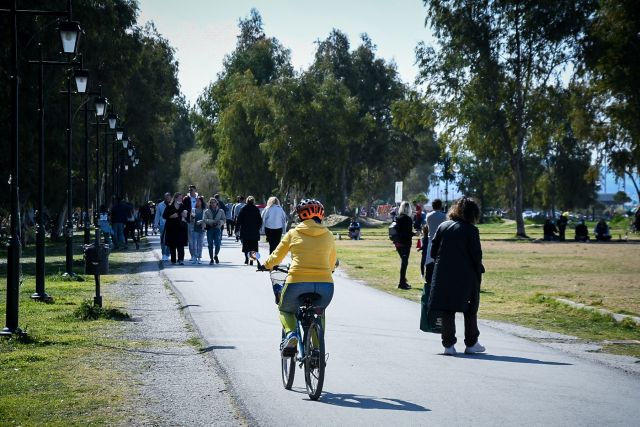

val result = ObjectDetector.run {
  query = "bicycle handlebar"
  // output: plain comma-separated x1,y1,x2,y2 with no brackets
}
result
254,258,288,273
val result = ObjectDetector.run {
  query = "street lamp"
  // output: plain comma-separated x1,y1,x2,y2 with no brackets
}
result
74,68,89,93
95,97,107,117
122,138,129,149
107,113,117,130
1,0,80,337
116,127,124,141
58,20,81,54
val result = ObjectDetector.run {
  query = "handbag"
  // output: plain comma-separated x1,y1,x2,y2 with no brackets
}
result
420,283,442,333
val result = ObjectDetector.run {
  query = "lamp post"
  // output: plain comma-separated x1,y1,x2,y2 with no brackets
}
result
1,0,81,335
28,45,87,298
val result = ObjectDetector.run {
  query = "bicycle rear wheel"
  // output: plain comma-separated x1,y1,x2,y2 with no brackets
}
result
304,320,325,400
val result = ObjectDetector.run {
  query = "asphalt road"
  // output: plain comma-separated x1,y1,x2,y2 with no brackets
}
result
152,234,640,426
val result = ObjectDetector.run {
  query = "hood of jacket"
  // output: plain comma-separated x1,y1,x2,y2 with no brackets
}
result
296,219,328,236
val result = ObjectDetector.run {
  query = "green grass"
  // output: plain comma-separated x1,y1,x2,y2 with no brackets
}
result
332,224,640,359
0,233,146,425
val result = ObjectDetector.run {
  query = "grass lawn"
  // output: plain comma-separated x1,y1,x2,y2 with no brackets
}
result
333,222,640,359
0,233,145,425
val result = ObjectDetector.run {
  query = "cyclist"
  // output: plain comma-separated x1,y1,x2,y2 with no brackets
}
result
262,199,336,355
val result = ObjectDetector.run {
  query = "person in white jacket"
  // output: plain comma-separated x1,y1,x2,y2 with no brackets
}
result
261,196,288,254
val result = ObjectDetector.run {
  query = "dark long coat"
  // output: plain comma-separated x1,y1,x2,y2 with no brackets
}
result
429,220,484,313
237,203,262,252
162,202,188,247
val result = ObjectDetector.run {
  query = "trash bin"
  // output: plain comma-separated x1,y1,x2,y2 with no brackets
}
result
84,243,110,275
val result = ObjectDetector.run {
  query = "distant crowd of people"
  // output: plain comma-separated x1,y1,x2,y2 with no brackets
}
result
150,186,288,265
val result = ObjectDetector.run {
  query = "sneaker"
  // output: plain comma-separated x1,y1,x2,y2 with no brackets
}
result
398,283,412,290
162,255,169,261
196,258,202,264
280,332,298,356
190,258,197,264
464,342,486,354
443,345,457,356
178,261,184,266
214,255,219,264
249,260,253,266
209,259,214,265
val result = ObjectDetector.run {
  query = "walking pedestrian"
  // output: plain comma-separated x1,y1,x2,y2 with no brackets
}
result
98,205,113,246
429,197,485,356
394,201,414,290
225,201,235,237
110,197,129,249
232,196,245,242
140,201,152,236
424,199,446,284
155,192,171,260
163,192,189,265
204,197,226,264
261,196,288,254
189,196,207,264
236,196,262,265
182,185,199,262
124,201,139,250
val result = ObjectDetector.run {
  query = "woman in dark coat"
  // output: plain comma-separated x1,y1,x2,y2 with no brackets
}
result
236,196,263,265
162,192,189,265
395,201,415,290
429,197,485,356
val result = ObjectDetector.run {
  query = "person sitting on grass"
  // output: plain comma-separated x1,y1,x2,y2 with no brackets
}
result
574,219,589,242
543,218,559,241
594,218,612,242
348,217,361,240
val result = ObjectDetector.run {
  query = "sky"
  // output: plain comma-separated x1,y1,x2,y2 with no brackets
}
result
137,0,637,203
137,0,432,105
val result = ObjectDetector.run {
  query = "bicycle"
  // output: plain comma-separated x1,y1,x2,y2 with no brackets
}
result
252,252,327,401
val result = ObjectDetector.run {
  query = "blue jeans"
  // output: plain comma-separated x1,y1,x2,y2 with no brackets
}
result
206,227,222,259
279,282,334,333
159,224,169,256
192,230,204,259
113,222,125,248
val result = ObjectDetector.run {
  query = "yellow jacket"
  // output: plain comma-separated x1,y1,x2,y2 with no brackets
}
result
264,219,336,284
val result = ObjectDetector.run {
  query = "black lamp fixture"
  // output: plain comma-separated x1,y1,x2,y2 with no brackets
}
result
107,113,117,130
73,68,89,94
116,127,124,141
58,20,82,55
95,97,107,117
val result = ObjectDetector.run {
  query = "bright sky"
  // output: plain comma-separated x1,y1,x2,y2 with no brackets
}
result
137,0,432,105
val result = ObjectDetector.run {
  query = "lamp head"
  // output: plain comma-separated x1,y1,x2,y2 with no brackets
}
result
95,97,107,117
58,21,82,55
73,69,89,94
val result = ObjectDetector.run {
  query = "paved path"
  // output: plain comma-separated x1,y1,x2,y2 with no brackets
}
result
152,234,640,426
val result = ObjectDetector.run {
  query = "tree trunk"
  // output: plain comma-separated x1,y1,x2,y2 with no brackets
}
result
626,170,640,204
513,154,527,237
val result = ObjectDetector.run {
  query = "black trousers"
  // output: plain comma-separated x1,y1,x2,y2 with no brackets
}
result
125,221,138,245
265,227,283,254
169,245,184,263
440,310,480,348
396,245,410,285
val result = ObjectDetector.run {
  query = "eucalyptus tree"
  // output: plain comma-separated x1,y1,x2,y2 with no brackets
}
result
417,0,594,236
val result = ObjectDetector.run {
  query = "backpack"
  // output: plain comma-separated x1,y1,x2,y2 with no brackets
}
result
388,220,400,242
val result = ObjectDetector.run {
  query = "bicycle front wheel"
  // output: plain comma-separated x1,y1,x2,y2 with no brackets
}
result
304,320,325,400
281,354,296,389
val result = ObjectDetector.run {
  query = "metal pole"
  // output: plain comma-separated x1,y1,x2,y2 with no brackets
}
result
64,75,74,276
104,128,108,206
95,88,101,220
83,92,90,244
33,43,50,301
111,137,116,205
2,0,22,335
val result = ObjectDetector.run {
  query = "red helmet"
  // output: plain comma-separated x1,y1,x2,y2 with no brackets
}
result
297,199,325,221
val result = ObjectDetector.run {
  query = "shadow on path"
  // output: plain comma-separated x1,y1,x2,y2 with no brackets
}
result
293,390,430,411
456,353,572,365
